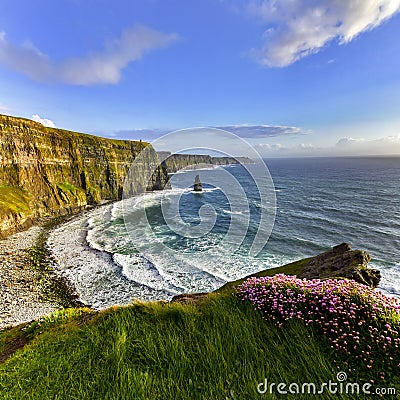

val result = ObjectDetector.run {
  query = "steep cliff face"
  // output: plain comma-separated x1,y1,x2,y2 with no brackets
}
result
158,153,213,173
0,114,169,237
157,152,254,173
211,156,254,165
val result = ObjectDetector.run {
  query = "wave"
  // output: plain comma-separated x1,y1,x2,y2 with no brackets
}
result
376,263,400,298
221,209,246,215
113,253,181,294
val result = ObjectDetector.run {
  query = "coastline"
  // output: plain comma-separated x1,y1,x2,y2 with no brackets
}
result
47,199,184,310
1,186,397,328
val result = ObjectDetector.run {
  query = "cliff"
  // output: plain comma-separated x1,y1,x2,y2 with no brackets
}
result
158,153,212,173
211,156,254,166
157,152,254,173
0,114,169,237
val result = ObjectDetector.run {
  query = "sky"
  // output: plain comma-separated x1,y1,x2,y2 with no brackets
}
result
0,0,400,157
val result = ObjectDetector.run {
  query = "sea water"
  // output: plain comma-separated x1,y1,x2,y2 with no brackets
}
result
48,157,400,308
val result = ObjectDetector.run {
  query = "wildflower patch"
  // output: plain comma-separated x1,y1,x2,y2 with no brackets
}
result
238,274,400,382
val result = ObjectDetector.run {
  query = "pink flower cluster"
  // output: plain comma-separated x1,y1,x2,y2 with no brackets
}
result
238,274,400,379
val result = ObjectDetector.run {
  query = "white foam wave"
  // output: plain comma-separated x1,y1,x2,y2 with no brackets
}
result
221,209,245,215
114,253,181,293
375,263,400,299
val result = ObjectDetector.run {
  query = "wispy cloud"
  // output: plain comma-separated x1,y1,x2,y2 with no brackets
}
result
256,142,315,154
0,26,178,85
216,124,308,138
32,114,56,128
109,124,307,141
248,0,400,67
108,128,170,141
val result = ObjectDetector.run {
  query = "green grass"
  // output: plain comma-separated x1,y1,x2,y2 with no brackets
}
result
1,292,393,399
56,182,83,193
0,185,32,215
56,182,87,206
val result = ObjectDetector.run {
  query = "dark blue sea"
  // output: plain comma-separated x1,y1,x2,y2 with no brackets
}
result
48,157,400,308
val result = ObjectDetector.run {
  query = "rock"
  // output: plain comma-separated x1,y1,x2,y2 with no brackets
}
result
193,175,202,192
171,292,209,304
299,242,380,287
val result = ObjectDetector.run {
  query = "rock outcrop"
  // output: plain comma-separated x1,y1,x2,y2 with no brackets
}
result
0,114,169,237
171,292,209,304
193,175,202,191
214,243,382,297
299,243,380,287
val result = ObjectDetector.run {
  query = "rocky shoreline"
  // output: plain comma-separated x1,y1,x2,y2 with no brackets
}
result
0,226,61,329
0,214,384,330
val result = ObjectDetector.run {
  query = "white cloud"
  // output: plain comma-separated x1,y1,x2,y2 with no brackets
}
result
0,26,178,85
110,124,307,141
335,135,400,154
298,143,315,149
255,134,400,157
248,0,400,67
32,114,56,128
257,143,289,151
256,142,317,155
335,137,366,147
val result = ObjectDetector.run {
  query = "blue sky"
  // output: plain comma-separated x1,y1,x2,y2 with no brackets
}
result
0,0,400,157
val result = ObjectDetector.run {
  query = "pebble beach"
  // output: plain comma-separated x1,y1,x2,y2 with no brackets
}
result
0,226,61,329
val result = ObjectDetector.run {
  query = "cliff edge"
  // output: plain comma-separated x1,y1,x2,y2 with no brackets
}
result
0,114,169,237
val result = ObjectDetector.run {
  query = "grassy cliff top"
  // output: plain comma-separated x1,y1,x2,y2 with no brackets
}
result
0,294,352,400
0,114,150,148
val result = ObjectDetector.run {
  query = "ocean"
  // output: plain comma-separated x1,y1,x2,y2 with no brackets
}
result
48,157,400,308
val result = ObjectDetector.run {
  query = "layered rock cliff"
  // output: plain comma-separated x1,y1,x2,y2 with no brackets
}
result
0,114,169,237
157,152,254,173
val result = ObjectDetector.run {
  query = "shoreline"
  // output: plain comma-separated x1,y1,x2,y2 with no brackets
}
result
1,191,398,328
47,200,184,310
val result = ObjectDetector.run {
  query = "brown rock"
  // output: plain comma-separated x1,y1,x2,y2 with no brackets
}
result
193,175,202,192
170,292,209,304
299,243,380,287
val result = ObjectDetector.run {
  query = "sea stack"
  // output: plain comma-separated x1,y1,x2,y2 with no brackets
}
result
193,174,202,191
